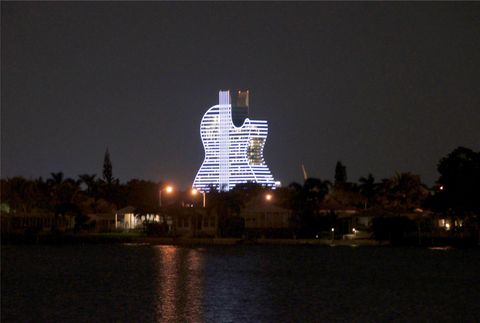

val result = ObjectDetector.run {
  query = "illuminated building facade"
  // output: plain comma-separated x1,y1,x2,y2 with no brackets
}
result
193,90,275,192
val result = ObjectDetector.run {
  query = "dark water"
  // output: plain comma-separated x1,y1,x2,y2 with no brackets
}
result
2,244,480,322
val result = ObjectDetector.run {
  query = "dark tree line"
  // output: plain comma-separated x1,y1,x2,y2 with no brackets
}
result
1,146,479,239
0,150,165,218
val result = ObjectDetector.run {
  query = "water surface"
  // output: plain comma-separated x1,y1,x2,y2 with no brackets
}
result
2,244,480,322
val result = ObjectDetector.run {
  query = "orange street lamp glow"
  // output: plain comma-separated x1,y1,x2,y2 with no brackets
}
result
159,185,174,207
265,193,272,201
191,188,206,208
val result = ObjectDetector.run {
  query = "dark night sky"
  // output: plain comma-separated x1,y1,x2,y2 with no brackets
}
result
2,2,479,188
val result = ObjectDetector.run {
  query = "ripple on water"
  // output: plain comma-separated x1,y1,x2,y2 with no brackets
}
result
2,245,480,322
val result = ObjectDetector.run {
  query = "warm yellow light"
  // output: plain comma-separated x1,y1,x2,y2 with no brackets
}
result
331,228,335,232
191,188,198,195
265,193,272,201
352,228,356,233
165,186,173,193
440,185,444,191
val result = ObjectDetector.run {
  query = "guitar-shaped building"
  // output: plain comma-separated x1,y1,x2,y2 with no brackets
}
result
193,90,275,192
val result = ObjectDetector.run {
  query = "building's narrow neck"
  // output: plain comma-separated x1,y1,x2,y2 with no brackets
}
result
219,90,230,105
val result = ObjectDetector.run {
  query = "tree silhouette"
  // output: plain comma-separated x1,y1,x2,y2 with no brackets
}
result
334,161,347,188
377,172,427,211
44,172,85,223
47,172,65,208
288,177,331,237
100,148,125,208
436,147,480,214
204,186,246,237
1,177,35,213
102,148,113,186
78,174,98,197
126,179,160,210
359,173,377,208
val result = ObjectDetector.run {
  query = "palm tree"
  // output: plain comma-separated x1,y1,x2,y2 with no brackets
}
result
78,174,97,197
287,179,331,212
359,173,377,209
33,177,50,211
303,178,331,208
378,173,428,211
2,177,34,214
47,172,64,188
288,178,331,237
47,172,82,216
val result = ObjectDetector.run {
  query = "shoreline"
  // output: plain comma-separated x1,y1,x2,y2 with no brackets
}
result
3,232,477,248
1,232,385,247
136,236,390,247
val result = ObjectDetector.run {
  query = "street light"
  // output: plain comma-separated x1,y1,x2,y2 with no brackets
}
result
265,193,273,201
159,185,174,207
191,188,206,208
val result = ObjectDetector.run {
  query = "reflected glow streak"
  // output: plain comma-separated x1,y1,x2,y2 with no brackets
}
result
156,246,178,321
155,246,204,322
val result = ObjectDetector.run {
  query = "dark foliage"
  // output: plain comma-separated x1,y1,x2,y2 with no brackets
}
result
102,148,113,185
434,147,480,214
334,161,347,187
372,216,417,244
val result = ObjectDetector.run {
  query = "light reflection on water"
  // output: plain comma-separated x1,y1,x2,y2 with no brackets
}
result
155,246,203,322
2,245,480,322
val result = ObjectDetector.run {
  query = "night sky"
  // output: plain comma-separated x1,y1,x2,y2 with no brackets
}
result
2,2,479,188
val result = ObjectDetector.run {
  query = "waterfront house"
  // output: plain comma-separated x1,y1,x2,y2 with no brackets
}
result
1,212,75,234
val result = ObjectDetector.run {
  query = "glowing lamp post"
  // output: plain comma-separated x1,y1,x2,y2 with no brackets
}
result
191,188,206,208
265,193,273,202
331,227,335,241
159,185,174,207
